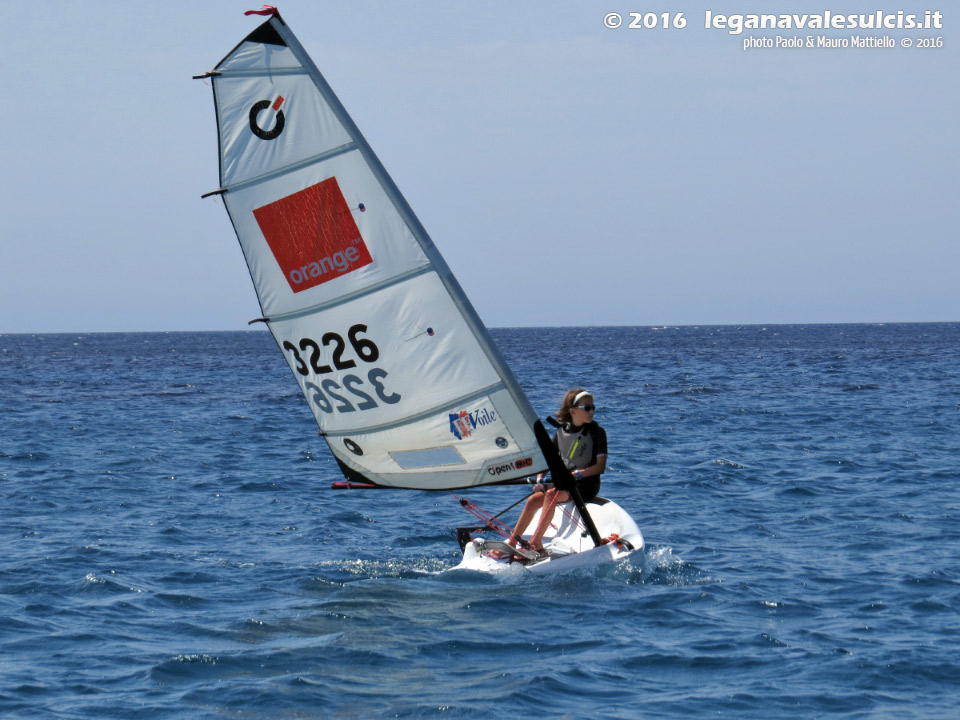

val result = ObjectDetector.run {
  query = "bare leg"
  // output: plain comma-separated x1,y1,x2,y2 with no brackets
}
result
508,491,546,547
530,489,570,549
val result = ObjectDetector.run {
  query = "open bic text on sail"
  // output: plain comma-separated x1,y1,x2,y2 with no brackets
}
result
488,457,534,477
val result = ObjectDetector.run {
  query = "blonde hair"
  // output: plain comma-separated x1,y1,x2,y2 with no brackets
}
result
557,387,592,425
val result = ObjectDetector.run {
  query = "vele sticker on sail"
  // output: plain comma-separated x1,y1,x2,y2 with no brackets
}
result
253,177,373,292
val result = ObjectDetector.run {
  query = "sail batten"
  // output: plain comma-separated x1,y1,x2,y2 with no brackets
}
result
257,265,435,324
215,67,309,78
202,13,547,490
218,142,359,195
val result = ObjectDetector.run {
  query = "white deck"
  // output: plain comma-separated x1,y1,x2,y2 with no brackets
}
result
455,498,644,574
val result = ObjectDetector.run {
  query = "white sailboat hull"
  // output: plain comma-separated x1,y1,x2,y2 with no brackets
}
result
454,498,644,574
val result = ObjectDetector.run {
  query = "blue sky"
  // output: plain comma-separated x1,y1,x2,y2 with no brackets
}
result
2,1,956,332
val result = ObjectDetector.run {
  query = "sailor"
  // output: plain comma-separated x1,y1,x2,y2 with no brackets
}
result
501,388,607,555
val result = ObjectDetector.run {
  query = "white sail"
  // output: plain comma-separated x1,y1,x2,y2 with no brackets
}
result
199,12,547,489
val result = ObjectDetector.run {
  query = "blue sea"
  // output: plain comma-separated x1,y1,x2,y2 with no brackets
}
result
2,324,958,719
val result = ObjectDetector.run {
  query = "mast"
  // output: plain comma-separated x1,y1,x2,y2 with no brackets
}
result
533,421,603,547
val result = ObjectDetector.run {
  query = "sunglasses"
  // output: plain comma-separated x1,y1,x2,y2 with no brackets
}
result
573,404,595,412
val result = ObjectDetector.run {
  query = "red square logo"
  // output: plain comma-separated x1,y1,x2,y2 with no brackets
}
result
253,177,373,293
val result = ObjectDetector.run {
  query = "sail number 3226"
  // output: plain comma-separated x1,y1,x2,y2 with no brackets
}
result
282,324,400,413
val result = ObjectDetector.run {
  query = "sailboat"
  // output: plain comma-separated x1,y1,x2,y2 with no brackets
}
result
195,8,644,573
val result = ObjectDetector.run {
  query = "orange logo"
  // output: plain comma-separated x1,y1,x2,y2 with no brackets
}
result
253,177,372,293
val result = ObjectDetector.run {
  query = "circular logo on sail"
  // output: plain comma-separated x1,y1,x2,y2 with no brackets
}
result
249,96,285,140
